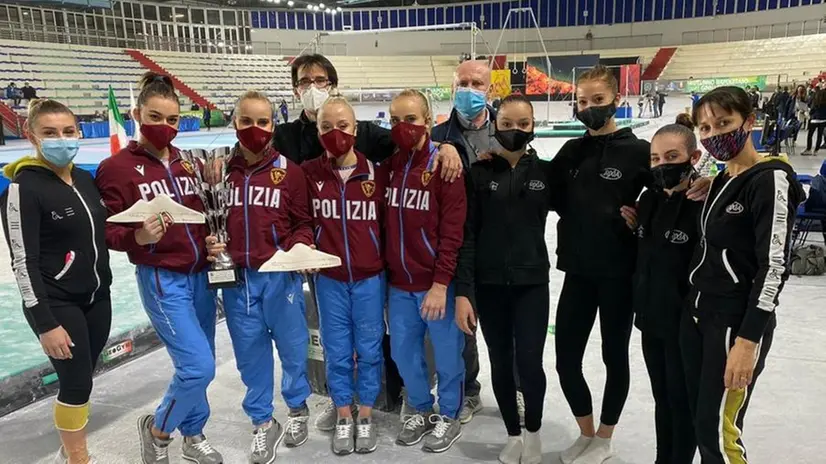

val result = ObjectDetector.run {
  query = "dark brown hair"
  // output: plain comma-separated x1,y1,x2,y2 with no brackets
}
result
290,54,339,88
813,89,826,108
654,114,697,154
576,65,618,94
691,86,753,126
499,93,534,117
27,99,75,129
137,71,178,107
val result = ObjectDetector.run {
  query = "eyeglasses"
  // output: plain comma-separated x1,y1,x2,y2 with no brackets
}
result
297,77,330,89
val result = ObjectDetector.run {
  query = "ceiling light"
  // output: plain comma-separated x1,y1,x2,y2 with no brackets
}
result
274,0,281,3
336,7,342,11
313,5,320,10
218,42,225,47
331,10,337,15
319,3,325,7
287,1,294,6
306,4,313,9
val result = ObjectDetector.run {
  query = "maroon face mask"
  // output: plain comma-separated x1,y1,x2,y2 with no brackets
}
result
391,122,427,152
236,126,272,154
319,129,356,158
140,123,178,150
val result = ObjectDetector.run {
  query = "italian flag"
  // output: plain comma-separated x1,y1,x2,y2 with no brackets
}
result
107,85,127,156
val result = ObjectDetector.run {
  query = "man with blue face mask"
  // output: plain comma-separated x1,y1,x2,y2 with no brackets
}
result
432,58,516,426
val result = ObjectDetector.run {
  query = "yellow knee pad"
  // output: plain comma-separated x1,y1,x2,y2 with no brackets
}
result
54,401,90,432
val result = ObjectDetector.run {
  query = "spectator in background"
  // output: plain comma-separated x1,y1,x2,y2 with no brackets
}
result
92,110,103,122
651,92,661,118
279,98,289,123
6,82,21,107
21,82,36,102
657,90,667,117
749,86,761,111
203,105,211,131
795,85,810,131
803,89,826,156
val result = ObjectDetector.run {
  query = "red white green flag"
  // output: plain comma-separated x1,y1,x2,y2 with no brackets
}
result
107,85,127,156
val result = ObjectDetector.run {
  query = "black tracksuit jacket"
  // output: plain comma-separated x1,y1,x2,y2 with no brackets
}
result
633,188,702,337
455,150,564,299
687,159,805,343
554,127,652,278
272,110,396,164
0,160,112,334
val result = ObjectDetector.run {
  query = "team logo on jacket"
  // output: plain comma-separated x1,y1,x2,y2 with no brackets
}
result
777,189,787,204
490,181,499,191
270,168,286,185
726,202,744,215
528,180,545,191
180,160,195,175
361,180,376,198
134,164,145,176
600,167,623,181
421,170,433,186
665,229,689,244
316,181,324,192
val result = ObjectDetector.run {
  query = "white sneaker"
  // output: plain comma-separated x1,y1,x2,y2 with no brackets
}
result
572,436,613,464
521,431,542,464
498,436,523,464
560,435,592,464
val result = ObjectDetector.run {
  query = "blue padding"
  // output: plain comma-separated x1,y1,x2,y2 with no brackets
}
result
79,118,200,139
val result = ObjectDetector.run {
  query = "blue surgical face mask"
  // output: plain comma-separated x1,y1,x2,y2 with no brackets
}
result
39,138,80,167
453,87,487,119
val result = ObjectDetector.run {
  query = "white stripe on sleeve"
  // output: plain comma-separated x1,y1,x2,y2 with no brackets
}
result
756,170,790,313
6,184,39,308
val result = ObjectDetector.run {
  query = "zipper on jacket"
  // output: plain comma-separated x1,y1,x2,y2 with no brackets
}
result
369,226,380,256
505,167,515,284
398,155,414,284
72,186,100,303
688,179,734,285
244,174,252,269
721,248,740,284
339,182,354,282
420,228,436,257
164,165,200,274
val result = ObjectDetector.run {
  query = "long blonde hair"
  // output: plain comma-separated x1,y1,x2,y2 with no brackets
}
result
394,89,433,128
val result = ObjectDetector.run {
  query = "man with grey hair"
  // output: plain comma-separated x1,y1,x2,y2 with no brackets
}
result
432,58,524,427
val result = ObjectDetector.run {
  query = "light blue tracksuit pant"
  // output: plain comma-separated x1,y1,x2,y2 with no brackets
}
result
222,269,311,426
136,266,217,436
314,273,386,408
388,284,465,419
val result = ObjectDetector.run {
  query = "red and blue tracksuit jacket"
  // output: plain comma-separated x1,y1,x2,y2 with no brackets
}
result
301,151,386,282
225,146,314,269
384,139,466,291
96,140,209,274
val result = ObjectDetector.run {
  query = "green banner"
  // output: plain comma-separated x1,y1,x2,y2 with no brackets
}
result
424,87,452,102
685,76,767,94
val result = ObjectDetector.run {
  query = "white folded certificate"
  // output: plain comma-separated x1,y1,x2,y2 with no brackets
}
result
258,243,341,272
106,194,206,224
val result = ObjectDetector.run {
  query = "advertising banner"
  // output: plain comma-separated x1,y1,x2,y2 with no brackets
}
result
491,70,512,99
684,76,767,93
526,55,599,100
424,87,452,102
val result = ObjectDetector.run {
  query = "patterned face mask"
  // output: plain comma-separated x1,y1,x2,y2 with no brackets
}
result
701,124,751,161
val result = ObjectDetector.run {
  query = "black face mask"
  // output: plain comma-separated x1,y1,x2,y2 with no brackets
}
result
652,161,694,190
494,128,535,153
576,102,617,131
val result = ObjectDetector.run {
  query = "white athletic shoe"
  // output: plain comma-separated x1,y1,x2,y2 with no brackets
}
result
498,436,523,464
521,430,542,464
560,435,592,464
571,436,613,464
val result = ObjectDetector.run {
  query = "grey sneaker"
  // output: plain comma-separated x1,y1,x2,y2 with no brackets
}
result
355,416,377,454
399,388,415,423
181,434,223,464
283,405,310,448
315,401,357,431
422,415,462,453
458,395,482,424
137,414,172,464
250,418,284,464
332,416,355,455
516,390,526,427
396,411,435,446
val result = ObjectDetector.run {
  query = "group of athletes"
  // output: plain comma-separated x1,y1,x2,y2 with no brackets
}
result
0,52,804,464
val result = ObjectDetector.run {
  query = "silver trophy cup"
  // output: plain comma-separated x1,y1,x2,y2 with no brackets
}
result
181,146,240,289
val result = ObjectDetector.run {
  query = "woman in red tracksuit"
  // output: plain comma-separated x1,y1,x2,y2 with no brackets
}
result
95,72,221,464
301,96,387,456
385,89,466,454
207,91,315,463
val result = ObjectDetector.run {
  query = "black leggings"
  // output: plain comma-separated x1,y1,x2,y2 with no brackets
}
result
555,274,633,426
25,298,112,405
806,121,825,151
477,284,549,436
642,331,696,464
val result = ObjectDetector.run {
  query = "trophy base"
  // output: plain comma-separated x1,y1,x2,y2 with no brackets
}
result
207,268,241,289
